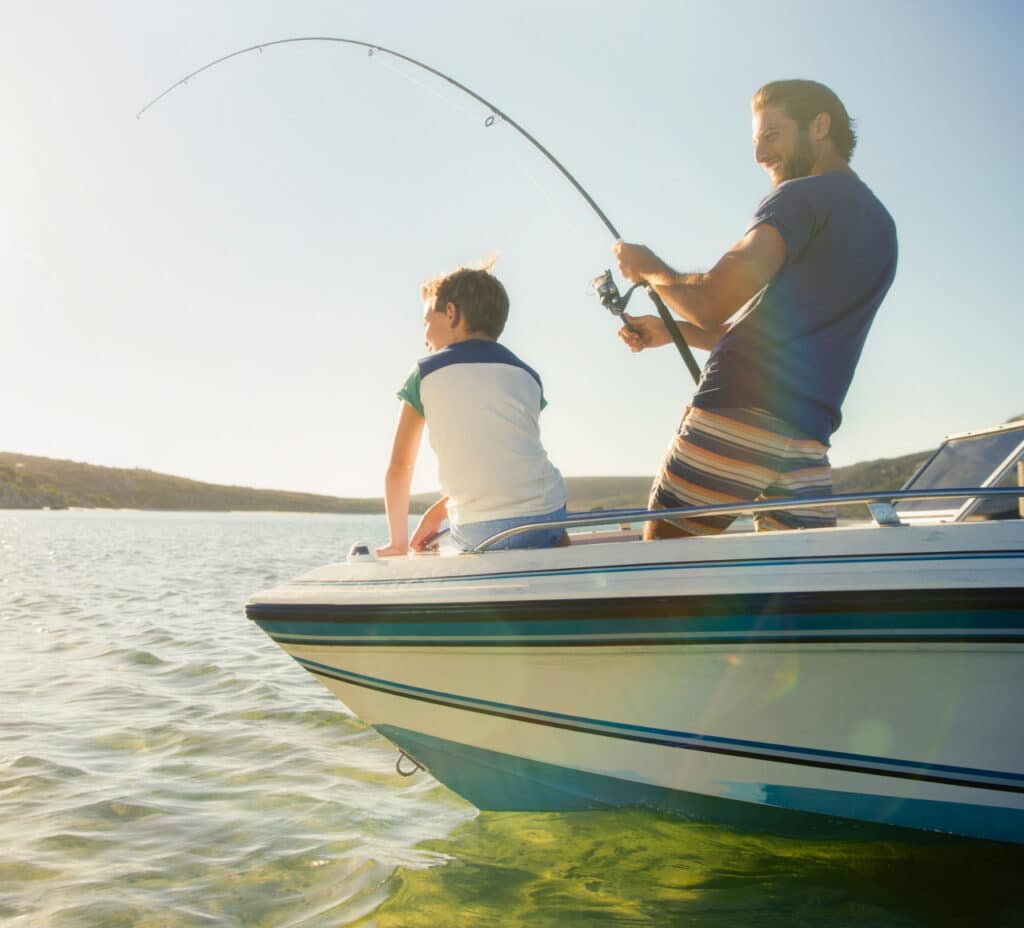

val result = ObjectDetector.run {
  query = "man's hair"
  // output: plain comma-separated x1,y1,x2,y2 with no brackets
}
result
421,262,509,339
752,79,857,161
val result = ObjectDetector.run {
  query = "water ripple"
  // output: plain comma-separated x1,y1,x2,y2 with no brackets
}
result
1,511,474,927
5,510,1023,927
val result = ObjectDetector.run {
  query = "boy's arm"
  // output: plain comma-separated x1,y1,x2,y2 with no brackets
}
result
411,496,449,551
377,402,425,557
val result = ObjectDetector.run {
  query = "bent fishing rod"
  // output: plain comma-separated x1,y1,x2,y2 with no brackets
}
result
138,36,702,384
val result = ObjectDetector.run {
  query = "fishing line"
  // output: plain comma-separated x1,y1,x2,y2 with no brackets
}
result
137,35,702,382
372,51,483,125
371,57,561,237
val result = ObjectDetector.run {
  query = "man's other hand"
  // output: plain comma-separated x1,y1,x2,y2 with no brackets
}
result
618,313,670,352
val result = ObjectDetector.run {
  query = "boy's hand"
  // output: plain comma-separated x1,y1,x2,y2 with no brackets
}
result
376,542,408,557
411,497,449,551
410,530,440,552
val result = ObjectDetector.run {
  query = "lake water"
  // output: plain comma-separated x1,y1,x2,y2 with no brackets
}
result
2,510,1022,927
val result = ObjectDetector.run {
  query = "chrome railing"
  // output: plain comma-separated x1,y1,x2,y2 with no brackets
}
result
471,486,1024,552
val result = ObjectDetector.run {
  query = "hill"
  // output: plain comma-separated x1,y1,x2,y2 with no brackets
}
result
0,453,382,514
554,453,937,512
831,450,931,494
0,447,940,514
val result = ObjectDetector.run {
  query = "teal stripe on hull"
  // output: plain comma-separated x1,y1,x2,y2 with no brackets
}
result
253,606,1024,646
376,726,1024,846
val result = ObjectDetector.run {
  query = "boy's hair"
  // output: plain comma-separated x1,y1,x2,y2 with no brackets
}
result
752,79,857,162
421,263,509,339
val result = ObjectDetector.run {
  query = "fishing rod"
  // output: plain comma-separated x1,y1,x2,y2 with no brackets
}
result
137,36,702,384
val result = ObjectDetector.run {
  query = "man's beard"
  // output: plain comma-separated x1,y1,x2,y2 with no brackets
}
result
778,131,816,183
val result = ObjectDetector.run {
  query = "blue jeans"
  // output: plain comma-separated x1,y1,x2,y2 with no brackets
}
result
450,505,568,552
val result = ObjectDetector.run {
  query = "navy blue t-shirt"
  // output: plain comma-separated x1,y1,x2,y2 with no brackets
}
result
692,171,897,443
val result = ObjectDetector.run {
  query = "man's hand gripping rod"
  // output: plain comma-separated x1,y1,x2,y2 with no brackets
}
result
592,269,703,384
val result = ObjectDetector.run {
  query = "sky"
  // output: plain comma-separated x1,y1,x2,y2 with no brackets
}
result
3,0,1022,499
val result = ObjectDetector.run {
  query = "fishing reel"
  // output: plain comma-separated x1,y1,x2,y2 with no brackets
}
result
591,269,641,329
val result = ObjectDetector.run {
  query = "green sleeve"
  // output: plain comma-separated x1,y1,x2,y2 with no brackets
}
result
397,366,424,416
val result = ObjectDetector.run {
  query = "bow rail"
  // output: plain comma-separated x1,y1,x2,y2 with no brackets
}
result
471,486,1024,552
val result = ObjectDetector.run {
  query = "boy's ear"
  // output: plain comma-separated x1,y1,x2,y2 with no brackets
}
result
445,301,460,327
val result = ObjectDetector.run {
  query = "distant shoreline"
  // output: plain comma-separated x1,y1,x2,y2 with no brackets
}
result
1,449,935,515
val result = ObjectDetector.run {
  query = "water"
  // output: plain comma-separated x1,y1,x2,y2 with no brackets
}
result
2,510,1022,927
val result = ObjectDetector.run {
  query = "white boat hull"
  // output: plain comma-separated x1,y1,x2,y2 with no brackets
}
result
248,520,1024,844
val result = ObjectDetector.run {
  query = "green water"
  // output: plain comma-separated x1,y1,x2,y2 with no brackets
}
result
2,510,1021,927
364,811,1024,926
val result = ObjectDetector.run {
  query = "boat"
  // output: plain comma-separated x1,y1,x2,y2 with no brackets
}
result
246,420,1024,845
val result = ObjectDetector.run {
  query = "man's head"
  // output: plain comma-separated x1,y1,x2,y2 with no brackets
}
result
420,264,509,352
751,80,856,187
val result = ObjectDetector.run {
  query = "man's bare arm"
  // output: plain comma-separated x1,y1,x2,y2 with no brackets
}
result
613,224,788,331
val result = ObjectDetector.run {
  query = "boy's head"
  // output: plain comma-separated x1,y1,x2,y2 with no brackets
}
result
420,265,509,344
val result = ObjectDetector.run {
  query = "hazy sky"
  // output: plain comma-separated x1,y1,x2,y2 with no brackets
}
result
4,1,1021,498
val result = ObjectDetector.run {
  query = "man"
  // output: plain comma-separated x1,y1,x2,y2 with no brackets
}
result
615,79,897,539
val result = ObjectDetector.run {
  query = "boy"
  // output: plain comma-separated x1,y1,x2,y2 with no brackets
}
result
377,264,567,556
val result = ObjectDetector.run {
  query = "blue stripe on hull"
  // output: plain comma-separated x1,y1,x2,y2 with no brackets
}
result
301,657,1024,792
376,725,1024,846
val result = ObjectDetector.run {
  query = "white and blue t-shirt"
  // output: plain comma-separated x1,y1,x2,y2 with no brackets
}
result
398,338,567,527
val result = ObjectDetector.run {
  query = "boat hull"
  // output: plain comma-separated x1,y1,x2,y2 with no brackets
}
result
247,521,1024,844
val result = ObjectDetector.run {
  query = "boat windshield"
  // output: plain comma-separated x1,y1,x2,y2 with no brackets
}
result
897,421,1024,521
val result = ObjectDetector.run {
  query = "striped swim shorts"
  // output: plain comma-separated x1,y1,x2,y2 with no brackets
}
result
648,406,837,537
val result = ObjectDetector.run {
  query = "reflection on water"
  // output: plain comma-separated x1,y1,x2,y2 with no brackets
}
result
0,510,471,927
2,510,1023,927
366,810,1024,927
